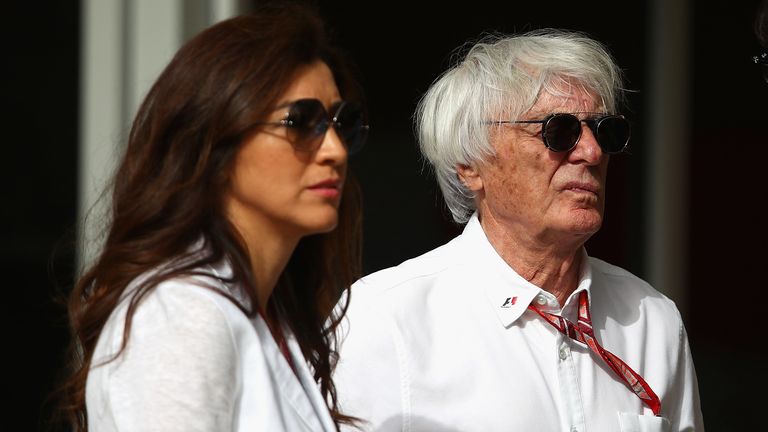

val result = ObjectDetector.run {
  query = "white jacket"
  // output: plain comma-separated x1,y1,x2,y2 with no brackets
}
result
86,260,337,432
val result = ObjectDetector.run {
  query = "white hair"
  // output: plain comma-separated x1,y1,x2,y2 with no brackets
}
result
415,29,626,224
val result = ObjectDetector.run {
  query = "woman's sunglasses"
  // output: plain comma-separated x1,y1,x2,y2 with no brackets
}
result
252,98,369,154
490,112,631,154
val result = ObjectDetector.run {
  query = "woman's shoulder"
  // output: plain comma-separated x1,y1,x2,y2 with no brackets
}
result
142,272,247,327
94,263,256,364
86,267,259,430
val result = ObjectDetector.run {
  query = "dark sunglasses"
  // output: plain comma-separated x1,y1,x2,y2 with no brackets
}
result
491,112,630,154
252,98,369,154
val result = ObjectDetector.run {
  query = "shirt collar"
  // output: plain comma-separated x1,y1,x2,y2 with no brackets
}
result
459,213,594,328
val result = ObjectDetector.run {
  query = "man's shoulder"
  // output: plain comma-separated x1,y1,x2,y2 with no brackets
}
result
589,256,655,291
589,256,644,280
589,256,680,315
351,236,465,300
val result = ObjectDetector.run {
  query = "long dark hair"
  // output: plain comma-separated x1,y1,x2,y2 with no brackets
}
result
58,2,364,430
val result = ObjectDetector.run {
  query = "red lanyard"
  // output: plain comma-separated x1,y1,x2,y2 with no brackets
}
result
259,310,296,373
528,291,662,416
273,323,296,373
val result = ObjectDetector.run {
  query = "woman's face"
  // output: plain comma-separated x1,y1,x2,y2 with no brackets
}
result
225,61,348,243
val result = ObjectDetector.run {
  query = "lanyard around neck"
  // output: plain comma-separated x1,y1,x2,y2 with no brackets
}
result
528,291,661,416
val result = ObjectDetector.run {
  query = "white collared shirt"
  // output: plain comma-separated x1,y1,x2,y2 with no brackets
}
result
334,214,704,432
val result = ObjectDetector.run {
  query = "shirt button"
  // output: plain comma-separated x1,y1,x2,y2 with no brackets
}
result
559,345,569,360
536,295,547,305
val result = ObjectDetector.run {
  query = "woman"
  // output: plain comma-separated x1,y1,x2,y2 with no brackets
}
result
60,2,367,431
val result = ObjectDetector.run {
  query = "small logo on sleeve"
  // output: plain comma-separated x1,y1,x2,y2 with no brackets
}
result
501,296,517,308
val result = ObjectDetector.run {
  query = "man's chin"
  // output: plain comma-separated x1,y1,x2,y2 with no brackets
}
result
562,209,603,235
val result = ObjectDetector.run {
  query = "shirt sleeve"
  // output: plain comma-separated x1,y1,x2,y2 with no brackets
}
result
667,314,705,432
101,281,241,432
333,288,409,432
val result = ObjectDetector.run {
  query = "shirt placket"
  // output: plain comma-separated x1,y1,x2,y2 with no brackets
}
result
535,292,587,432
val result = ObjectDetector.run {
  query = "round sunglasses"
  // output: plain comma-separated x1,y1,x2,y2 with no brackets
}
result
490,112,631,154
252,98,369,154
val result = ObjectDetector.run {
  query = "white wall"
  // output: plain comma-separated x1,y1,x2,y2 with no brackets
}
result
78,0,242,269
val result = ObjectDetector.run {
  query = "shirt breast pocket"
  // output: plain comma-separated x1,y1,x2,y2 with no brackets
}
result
617,412,671,432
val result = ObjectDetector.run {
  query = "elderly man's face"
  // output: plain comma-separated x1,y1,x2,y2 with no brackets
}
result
473,86,609,244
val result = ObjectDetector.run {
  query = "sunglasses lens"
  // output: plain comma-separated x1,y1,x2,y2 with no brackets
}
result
334,102,368,154
596,116,630,154
285,99,328,149
544,114,581,152
276,99,368,153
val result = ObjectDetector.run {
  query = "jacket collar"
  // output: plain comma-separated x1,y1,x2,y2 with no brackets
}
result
209,257,337,432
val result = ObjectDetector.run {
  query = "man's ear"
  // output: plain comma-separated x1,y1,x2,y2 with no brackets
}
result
456,163,483,192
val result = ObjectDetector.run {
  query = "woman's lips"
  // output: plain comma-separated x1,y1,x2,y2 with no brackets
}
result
308,179,342,198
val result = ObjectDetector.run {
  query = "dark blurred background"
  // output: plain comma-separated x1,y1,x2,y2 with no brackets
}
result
4,0,766,430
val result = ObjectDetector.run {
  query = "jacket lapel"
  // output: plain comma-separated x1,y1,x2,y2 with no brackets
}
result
254,317,335,432
285,333,338,432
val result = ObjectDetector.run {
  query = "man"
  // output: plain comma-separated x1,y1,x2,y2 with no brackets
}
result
334,29,704,431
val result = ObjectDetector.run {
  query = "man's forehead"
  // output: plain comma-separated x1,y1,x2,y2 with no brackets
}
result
528,87,602,115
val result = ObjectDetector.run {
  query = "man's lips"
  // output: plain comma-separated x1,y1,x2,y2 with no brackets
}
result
561,181,600,194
